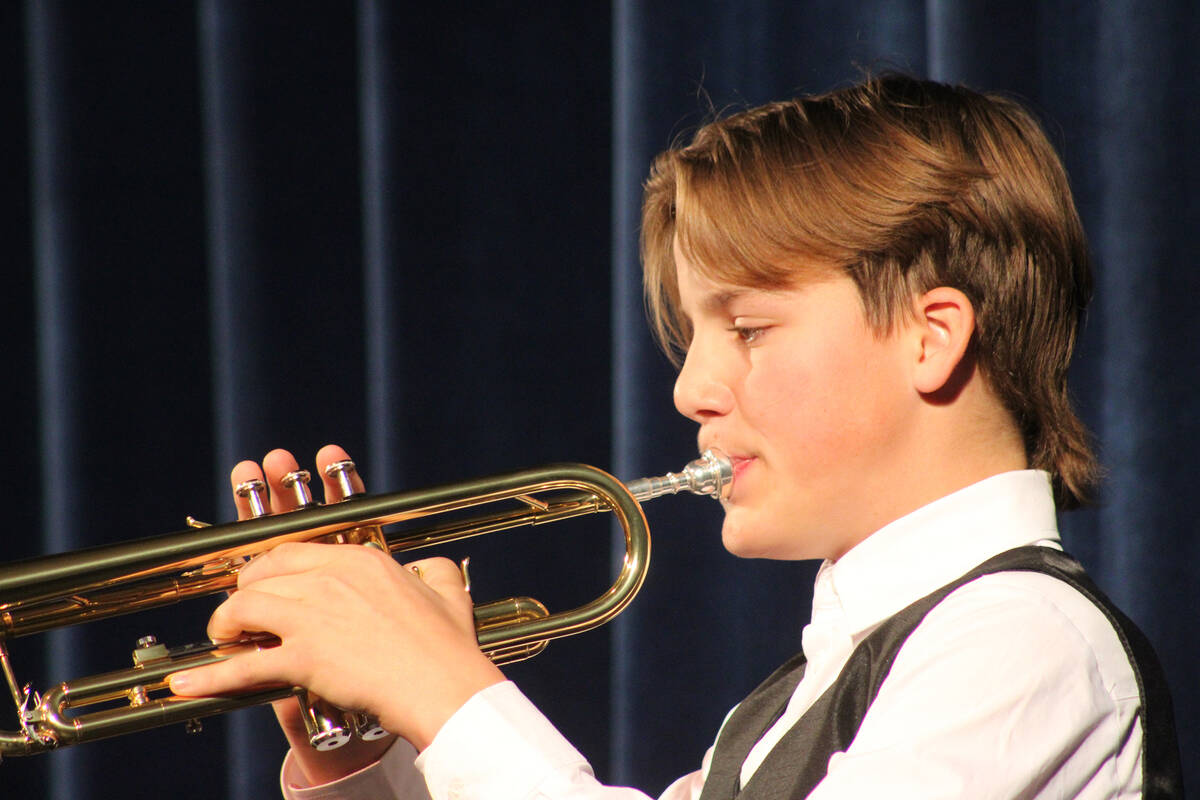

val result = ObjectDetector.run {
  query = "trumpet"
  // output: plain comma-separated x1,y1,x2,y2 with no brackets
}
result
0,451,731,757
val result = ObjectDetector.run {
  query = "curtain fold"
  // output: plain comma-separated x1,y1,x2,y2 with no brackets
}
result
5,2,1196,797
1090,2,1200,769
357,0,405,491
26,4,83,798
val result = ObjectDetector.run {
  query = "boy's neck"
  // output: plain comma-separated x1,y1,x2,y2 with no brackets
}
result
829,379,1028,562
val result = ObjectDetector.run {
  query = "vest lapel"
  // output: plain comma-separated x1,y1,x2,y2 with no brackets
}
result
696,653,807,800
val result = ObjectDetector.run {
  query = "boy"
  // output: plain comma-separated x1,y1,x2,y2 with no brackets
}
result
169,74,1181,797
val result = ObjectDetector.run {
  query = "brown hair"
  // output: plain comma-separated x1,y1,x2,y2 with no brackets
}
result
641,74,1098,507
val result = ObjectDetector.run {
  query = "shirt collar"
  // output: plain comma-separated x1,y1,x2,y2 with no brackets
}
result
815,470,1061,637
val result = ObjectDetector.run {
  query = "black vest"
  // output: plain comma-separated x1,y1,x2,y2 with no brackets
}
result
696,547,1183,800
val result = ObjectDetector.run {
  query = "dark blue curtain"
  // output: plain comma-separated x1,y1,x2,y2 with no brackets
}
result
3,2,1195,797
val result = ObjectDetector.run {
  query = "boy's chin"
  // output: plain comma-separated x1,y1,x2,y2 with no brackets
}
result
719,516,755,558
720,517,794,560
719,513,827,561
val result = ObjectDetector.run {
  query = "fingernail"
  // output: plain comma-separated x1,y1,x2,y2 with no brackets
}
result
168,673,189,693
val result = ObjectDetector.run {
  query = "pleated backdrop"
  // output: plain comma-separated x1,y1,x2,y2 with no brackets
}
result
2,2,1196,797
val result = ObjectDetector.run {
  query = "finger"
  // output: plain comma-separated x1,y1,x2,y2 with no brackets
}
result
168,645,296,697
402,557,477,643
262,449,306,513
315,443,366,502
207,585,312,643
230,460,268,521
238,541,390,588
405,557,471,599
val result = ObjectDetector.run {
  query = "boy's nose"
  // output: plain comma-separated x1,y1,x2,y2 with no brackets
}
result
673,347,734,422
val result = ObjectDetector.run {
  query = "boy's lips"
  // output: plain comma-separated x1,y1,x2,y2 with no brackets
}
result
704,451,755,498
698,442,755,498
729,455,755,480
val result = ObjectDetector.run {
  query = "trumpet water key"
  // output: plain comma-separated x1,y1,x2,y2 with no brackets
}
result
0,451,731,757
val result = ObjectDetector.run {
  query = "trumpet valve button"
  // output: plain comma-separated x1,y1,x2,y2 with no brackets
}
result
235,479,269,517
323,460,362,500
280,470,314,507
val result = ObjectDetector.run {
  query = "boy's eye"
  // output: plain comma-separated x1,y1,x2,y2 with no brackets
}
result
732,326,766,344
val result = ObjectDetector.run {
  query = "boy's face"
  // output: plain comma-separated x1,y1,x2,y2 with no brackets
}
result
673,239,921,561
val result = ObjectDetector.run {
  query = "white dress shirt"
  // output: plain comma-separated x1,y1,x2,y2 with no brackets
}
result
282,470,1143,799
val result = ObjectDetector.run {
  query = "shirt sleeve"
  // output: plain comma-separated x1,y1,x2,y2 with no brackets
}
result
807,573,1142,799
280,739,432,800
416,681,707,800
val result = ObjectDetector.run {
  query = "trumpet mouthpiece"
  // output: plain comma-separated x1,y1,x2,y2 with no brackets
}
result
625,449,733,502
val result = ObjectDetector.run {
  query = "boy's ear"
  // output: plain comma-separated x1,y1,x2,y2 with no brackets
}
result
910,286,976,396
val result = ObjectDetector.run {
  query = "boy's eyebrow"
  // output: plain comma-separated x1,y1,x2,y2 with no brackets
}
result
702,289,749,314
680,286,775,325
680,290,745,326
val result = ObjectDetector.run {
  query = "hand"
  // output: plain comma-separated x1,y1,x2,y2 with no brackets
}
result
167,445,505,784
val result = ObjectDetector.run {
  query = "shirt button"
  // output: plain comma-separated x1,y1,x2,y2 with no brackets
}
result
447,777,465,800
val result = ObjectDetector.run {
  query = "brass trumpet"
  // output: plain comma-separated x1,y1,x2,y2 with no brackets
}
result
0,451,731,757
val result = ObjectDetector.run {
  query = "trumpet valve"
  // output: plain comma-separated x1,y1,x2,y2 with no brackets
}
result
309,723,352,751
323,460,362,500
298,692,352,751
351,712,389,741
280,471,315,508
234,479,269,517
